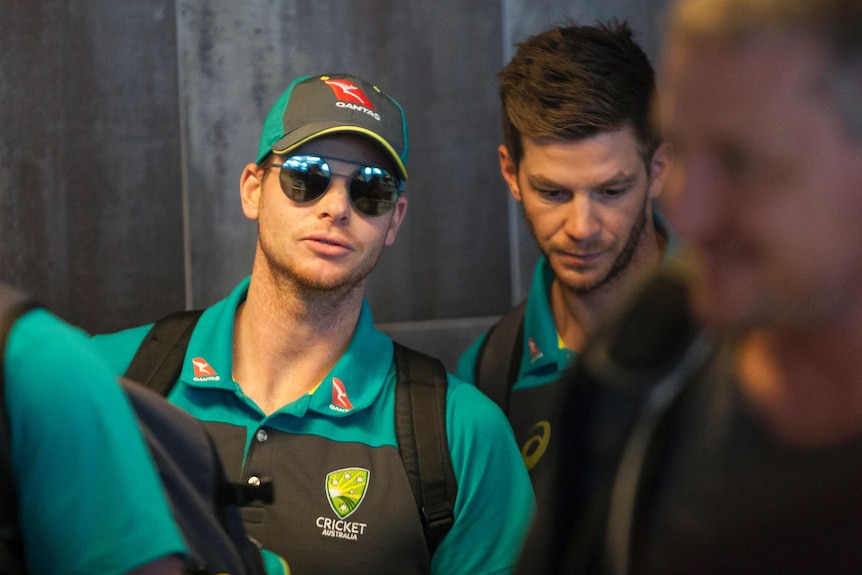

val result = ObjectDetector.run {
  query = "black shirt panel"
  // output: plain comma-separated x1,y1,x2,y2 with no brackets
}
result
203,421,430,575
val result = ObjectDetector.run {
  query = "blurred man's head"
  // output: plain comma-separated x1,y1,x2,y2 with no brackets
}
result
660,0,862,331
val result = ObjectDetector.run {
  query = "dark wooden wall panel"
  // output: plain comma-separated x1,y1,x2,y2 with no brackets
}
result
2,4,71,312
1,0,669,367
178,0,510,324
1,0,185,332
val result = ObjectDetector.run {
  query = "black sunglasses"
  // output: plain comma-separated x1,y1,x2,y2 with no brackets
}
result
269,154,402,216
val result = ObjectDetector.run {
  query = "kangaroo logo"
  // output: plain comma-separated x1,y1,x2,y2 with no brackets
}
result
331,377,355,412
324,79,375,109
192,357,217,377
528,337,544,363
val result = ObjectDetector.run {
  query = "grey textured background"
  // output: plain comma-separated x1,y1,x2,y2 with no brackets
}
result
1,0,669,371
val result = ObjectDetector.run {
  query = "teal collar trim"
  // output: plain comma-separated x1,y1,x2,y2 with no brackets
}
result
305,299,392,417
180,277,392,417
181,277,250,391
656,210,680,260
519,256,569,377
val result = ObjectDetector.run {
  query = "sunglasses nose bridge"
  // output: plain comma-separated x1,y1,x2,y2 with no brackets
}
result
315,173,354,218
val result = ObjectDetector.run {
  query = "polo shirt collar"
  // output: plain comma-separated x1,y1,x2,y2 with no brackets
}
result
179,276,392,417
519,256,566,377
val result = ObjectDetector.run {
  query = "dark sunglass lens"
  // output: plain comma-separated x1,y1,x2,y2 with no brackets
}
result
279,156,330,203
350,167,400,216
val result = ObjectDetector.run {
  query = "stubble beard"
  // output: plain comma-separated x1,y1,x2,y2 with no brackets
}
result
531,195,650,297
258,227,386,305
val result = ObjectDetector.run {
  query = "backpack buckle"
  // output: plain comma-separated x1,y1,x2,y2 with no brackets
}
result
422,502,454,534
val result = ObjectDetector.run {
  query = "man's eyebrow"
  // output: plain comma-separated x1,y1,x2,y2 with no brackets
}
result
603,172,639,187
526,171,638,190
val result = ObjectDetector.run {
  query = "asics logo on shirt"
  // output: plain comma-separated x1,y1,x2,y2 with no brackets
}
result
521,421,551,471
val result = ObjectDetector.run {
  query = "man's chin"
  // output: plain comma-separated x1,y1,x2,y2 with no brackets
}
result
556,270,605,295
550,256,617,295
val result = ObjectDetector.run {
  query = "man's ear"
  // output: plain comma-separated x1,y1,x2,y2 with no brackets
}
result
240,163,264,220
499,144,523,202
384,194,409,246
647,142,671,200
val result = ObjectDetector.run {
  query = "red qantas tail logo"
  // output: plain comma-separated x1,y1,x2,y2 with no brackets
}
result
528,337,544,363
331,377,355,411
192,357,217,377
324,79,375,109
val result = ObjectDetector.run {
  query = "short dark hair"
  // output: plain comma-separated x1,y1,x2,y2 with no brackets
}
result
499,21,660,167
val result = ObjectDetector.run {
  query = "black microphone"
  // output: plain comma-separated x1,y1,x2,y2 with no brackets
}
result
581,256,701,391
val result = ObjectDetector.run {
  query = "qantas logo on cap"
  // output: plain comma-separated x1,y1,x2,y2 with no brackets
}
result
324,79,375,108
330,377,355,412
192,357,221,382
323,78,381,121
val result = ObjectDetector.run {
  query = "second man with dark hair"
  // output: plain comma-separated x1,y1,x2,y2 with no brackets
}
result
456,21,673,573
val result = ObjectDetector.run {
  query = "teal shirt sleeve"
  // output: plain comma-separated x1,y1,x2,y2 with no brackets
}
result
454,332,488,384
431,375,536,575
92,321,293,574
260,549,291,575
90,323,153,375
4,309,187,575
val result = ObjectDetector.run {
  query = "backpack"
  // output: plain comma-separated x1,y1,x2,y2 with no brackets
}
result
473,300,526,414
124,310,458,556
0,284,270,575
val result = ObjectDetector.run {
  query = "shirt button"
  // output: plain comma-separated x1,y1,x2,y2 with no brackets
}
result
256,428,268,443
247,476,261,487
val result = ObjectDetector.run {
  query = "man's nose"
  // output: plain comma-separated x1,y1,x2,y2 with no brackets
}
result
316,176,353,221
563,194,601,241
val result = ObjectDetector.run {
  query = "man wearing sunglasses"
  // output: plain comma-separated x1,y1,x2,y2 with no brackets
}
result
92,73,535,575
454,22,674,574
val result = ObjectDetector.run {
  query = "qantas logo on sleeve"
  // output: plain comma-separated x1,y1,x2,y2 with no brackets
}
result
329,377,355,412
191,357,221,382
324,78,381,121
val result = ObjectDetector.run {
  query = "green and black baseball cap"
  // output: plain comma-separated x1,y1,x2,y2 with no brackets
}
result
256,73,409,181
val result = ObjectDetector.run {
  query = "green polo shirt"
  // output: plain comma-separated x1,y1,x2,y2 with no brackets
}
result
92,277,535,575
455,215,678,573
5,308,187,575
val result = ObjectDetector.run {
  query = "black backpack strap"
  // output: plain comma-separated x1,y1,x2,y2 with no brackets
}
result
124,309,203,396
0,283,39,574
603,333,713,575
548,259,713,574
393,342,457,557
474,300,526,414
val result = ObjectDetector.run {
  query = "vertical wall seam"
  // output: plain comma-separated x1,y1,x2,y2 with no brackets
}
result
501,0,524,305
174,0,194,310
